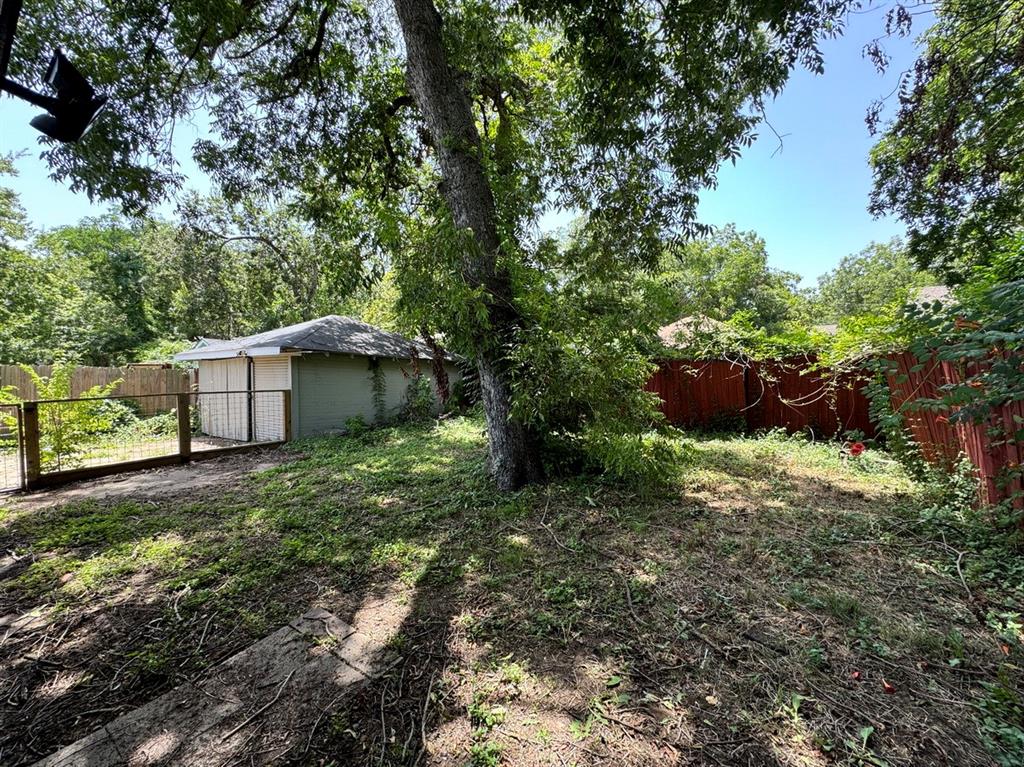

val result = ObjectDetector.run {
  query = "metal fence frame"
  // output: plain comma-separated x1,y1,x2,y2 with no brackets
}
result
18,389,291,491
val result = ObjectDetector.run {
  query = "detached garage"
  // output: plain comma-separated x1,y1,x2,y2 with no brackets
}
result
174,315,460,441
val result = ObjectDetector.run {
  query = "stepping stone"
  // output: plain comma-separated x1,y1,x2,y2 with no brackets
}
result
33,608,383,767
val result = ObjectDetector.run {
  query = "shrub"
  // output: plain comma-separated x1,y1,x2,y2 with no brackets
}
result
21,363,122,471
99,399,143,431
344,415,370,436
705,408,747,434
403,374,435,422
112,410,177,441
575,425,685,487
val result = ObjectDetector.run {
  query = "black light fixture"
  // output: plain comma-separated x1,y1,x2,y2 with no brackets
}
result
0,0,108,143
29,49,108,141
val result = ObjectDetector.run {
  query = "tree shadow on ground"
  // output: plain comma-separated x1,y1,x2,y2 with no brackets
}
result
0,419,1015,766
294,427,1006,766
0,425,482,763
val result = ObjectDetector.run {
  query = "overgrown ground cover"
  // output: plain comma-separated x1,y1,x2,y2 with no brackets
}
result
1,416,1022,766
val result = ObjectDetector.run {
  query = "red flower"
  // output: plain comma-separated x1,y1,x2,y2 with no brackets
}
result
849,442,866,457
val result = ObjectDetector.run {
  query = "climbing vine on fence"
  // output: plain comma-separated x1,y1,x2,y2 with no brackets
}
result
900,278,1024,515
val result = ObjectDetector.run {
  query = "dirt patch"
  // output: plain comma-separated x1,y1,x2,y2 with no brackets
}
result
9,447,295,510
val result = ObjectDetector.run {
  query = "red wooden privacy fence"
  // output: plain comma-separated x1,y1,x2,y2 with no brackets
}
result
646,357,874,438
648,354,1022,507
886,352,1023,508
745,359,875,437
645,360,746,431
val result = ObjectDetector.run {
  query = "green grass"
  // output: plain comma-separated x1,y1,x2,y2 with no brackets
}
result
1,416,1022,766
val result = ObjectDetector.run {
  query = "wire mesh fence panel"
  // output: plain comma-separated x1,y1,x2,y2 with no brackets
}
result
35,398,181,474
0,404,23,491
253,391,287,442
190,390,287,452
21,390,288,486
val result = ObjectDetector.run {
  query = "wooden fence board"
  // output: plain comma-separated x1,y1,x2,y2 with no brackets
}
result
745,357,874,438
889,352,1023,508
649,356,874,438
649,353,1021,507
645,360,745,429
0,364,192,415
885,352,962,467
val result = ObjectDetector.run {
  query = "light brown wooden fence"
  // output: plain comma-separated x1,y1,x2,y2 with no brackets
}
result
0,365,193,415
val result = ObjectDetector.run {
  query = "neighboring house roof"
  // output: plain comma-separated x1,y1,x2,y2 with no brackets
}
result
812,323,839,336
914,285,951,304
174,315,451,362
658,315,726,349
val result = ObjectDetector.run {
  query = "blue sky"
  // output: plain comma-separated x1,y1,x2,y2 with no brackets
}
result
694,9,925,286
1,7,923,287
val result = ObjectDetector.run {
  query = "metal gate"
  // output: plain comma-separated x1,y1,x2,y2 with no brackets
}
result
0,403,24,492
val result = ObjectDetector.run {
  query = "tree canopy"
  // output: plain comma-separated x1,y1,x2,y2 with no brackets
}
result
813,238,935,323
10,0,854,486
868,0,1024,282
657,225,806,332
0,181,368,365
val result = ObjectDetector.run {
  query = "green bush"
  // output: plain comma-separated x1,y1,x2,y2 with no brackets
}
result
344,415,370,436
575,426,685,487
22,363,122,471
403,374,435,422
112,410,178,441
98,399,143,431
705,408,747,434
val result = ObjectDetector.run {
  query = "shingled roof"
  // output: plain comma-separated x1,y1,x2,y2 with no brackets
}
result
657,315,726,349
913,285,951,304
174,315,449,362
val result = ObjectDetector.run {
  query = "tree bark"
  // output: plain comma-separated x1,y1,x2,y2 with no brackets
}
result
420,325,450,406
393,0,543,489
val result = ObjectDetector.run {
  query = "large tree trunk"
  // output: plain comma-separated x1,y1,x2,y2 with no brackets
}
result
393,0,543,489
420,325,450,406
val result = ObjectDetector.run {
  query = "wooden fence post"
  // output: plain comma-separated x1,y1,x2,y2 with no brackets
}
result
283,390,292,442
22,402,40,486
177,393,192,461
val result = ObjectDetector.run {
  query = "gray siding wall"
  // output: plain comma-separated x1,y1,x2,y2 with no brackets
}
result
292,354,461,437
